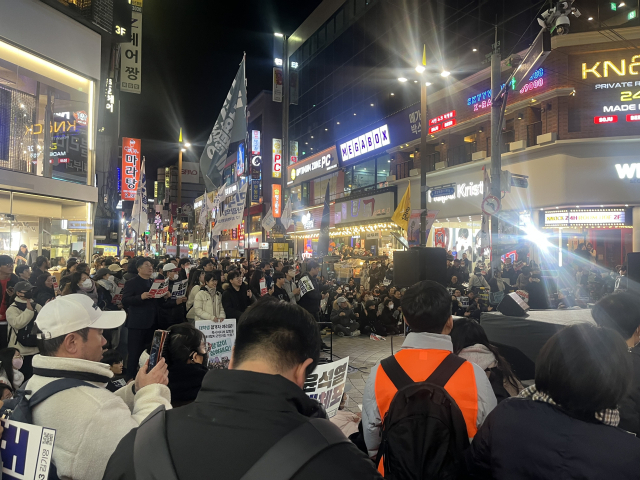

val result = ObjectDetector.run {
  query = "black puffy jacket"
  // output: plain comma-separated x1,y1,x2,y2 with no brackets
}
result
465,397,640,479
618,344,640,435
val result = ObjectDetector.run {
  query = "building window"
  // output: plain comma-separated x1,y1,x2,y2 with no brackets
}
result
376,155,390,183
352,158,375,190
568,106,581,133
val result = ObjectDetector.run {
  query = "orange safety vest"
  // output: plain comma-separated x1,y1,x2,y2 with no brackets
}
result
374,349,480,474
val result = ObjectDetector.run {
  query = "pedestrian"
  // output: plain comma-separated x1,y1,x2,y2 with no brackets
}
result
6,281,41,380
62,271,99,303
157,263,188,330
28,256,50,285
121,258,177,379
0,255,18,349
14,245,28,266
34,274,57,307
362,280,496,475
465,323,640,479
282,265,300,304
162,322,209,407
194,272,225,321
221,270,255,320
103,298,383,480
0,347,24,391
28,294,170,480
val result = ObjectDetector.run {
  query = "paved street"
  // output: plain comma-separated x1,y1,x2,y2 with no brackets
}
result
321,332,406,414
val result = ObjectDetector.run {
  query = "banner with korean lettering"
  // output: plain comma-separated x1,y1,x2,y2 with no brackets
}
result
171,279,188,299
148,279,169,298
212,182,247,235
121,138,141,200
272,184,282,218
1,418,56,480
196,319,236,369
111,279,126,305
272,138,282,178
131,157,148,235
120,0,142,93
303,357,350,418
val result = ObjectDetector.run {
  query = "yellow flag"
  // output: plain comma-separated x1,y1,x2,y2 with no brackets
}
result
422,45,427,66
392,183,411,232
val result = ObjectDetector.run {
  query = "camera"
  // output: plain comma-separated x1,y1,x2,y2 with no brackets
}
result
538,0,580,36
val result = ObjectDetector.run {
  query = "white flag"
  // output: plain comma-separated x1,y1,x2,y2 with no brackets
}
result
198,191,209,227
262,207,276,231
281,196,293,230
131,157,148,235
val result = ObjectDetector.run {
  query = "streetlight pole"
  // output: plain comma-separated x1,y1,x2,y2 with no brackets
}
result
490,26,502,272
419,80,428,247
176,128,189,259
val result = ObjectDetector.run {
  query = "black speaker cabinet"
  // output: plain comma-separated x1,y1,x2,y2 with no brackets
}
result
393,247,448,289
497,292,531,317
626,252,640,293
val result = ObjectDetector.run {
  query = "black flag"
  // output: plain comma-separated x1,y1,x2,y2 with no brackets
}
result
317,182,331,256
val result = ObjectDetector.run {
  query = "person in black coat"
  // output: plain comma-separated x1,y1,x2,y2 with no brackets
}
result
221,270,255,320
591,292,640,435
157,264,187,330
121,258,177,379
28,256,50,286
296,261,322,321
525,272,550,309
102,299,383,480
34,273,56,307
271,272,290,303
465,323,640,479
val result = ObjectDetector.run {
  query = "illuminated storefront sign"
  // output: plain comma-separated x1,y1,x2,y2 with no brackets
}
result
582,56,640,79
594,115,618,124
428,110,456,134
615,163,640,179
544,209,627,227
339,124,390,163
287,148,338,185
519,69,545,94
427,181,483,204
121,137,141,200
272,184,282,218
272,138,282,178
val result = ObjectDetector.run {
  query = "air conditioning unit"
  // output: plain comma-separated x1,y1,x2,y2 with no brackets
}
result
435,161,446,170
387,175,396,181
509,140,526,152
409,169,420,177
537,132,557,145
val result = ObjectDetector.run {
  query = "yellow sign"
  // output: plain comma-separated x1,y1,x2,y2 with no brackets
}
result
391,183,411,231
582,56,640,79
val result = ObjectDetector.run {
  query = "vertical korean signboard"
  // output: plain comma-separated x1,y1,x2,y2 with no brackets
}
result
121,138,141,200
290,140,298,164
273,67,283,102
272,184,282,218
272,138,282,178
121,0,143,93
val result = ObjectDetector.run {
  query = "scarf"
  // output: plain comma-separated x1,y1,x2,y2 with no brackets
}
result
80,280,99,303
519,385,620,427
97,279,116,295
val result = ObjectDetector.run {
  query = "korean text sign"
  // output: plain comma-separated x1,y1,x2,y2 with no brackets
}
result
148,279,169,298
120,1,143,93
196,319,236,370
0,418,56,480
272,138,282,178
272,184,282,218
303,357,350,418
171,279,188,299
121,137,141,200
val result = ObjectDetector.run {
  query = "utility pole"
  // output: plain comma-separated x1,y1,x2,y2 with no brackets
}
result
419,80,428,247
280,34,289,232
176,128,183,259
490,26,502,273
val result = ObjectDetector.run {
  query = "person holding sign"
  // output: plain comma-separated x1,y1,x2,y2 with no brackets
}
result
221,270,255,320
122,259,178,379
194,273,225,321
104,298,383,480
158,263,188,330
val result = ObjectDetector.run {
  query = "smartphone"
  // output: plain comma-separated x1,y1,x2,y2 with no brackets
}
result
147,329,169,372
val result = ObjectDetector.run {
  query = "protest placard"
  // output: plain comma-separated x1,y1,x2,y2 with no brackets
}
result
259,279,267,296
1,418,56,480
111,280,126,305
171,279,188,299
148,279,169,298
299,276,315,298
196,319,236,370
303,357,349,418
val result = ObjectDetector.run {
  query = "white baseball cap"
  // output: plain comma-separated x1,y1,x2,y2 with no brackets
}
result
163,263,177,272
35,294,126,339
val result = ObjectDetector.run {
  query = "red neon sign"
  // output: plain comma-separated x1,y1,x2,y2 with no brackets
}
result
519,77,544,94
443,118,457,129
272,184,282,218
428,125,441,134
594,115,618,124
627,114,640,122
429,110,455,126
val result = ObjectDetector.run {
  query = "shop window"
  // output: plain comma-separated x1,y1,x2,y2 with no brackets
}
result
352,158,375,190
376,155,390,184
249,214,261,233
0,39,94,184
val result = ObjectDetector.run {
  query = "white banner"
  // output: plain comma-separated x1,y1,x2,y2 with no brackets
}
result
261,207,276,231
149,279,169,298
131,158,148,235
120,2,143,93
281,196,293,230
198,191,210,227
171,279,188,299
1,418,57,480
196,319,236,369
182,162,200,184
212,182,247,235
303,357,350,418
299,275,315,298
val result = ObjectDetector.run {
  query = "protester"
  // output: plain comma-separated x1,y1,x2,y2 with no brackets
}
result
103,298,383,480
162,322,209,407
121,258,177,378
6,281,41,379
94,268,118,311
282,265,300,305
525,269,550,309
249,268,266,298
591,292,640,435
29,255,50,285
178,258,191,281
123,259,139,282
194,272,225,321
221,270,255,320
15,264,31,282
34,273,56,306
0,255,19,349
450,318,522,402
330,296,360,337
185,268,205,323
270,271,290,302
26,294,171,480
469,267,490,291
157,263,188,330
0,347,24,390
100,349,128,392
488,268,509,293
297,262,330,351
59,258,78,290
465,323,640,478
362,280,497,466
378,297,400,335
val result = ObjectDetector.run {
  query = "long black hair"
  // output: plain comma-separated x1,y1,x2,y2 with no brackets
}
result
163,323,206,366
186,268,204,298
0,348,19,387
450,318,521,391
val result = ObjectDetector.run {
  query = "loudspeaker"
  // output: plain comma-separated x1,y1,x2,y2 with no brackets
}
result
393,247,448,289
497,292,530,317
626,252,640,287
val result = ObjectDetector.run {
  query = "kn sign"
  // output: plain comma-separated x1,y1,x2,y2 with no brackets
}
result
339,125,390,163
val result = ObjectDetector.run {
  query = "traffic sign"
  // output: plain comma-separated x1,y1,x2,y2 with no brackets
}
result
430,187,455,198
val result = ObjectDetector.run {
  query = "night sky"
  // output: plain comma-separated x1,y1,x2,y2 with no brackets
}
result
120,0,322,180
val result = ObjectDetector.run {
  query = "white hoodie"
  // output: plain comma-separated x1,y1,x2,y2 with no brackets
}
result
27,355,172,480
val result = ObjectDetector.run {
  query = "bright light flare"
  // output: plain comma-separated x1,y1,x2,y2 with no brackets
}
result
441,70,451,77
398,77,408,82
415,65,425,73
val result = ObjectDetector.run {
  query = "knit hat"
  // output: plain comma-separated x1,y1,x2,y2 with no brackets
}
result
336,296,348,304
94,268,111,280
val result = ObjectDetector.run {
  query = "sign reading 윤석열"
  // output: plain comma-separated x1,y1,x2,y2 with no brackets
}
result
303,357,350,418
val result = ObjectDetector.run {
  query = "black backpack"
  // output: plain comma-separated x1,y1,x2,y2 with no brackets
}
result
9,301,39,347
376,353,471,480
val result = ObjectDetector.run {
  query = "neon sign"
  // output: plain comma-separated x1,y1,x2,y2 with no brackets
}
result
582,56,640,79
428,111,456,134
519,68,545,94
594,115,618,124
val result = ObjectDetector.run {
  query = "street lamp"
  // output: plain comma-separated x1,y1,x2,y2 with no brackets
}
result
176,128,191,259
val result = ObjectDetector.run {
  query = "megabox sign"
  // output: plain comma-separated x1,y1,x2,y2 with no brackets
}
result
339,125,390,163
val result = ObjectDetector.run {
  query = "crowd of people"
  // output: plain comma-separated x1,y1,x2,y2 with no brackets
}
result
0,249,638,479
